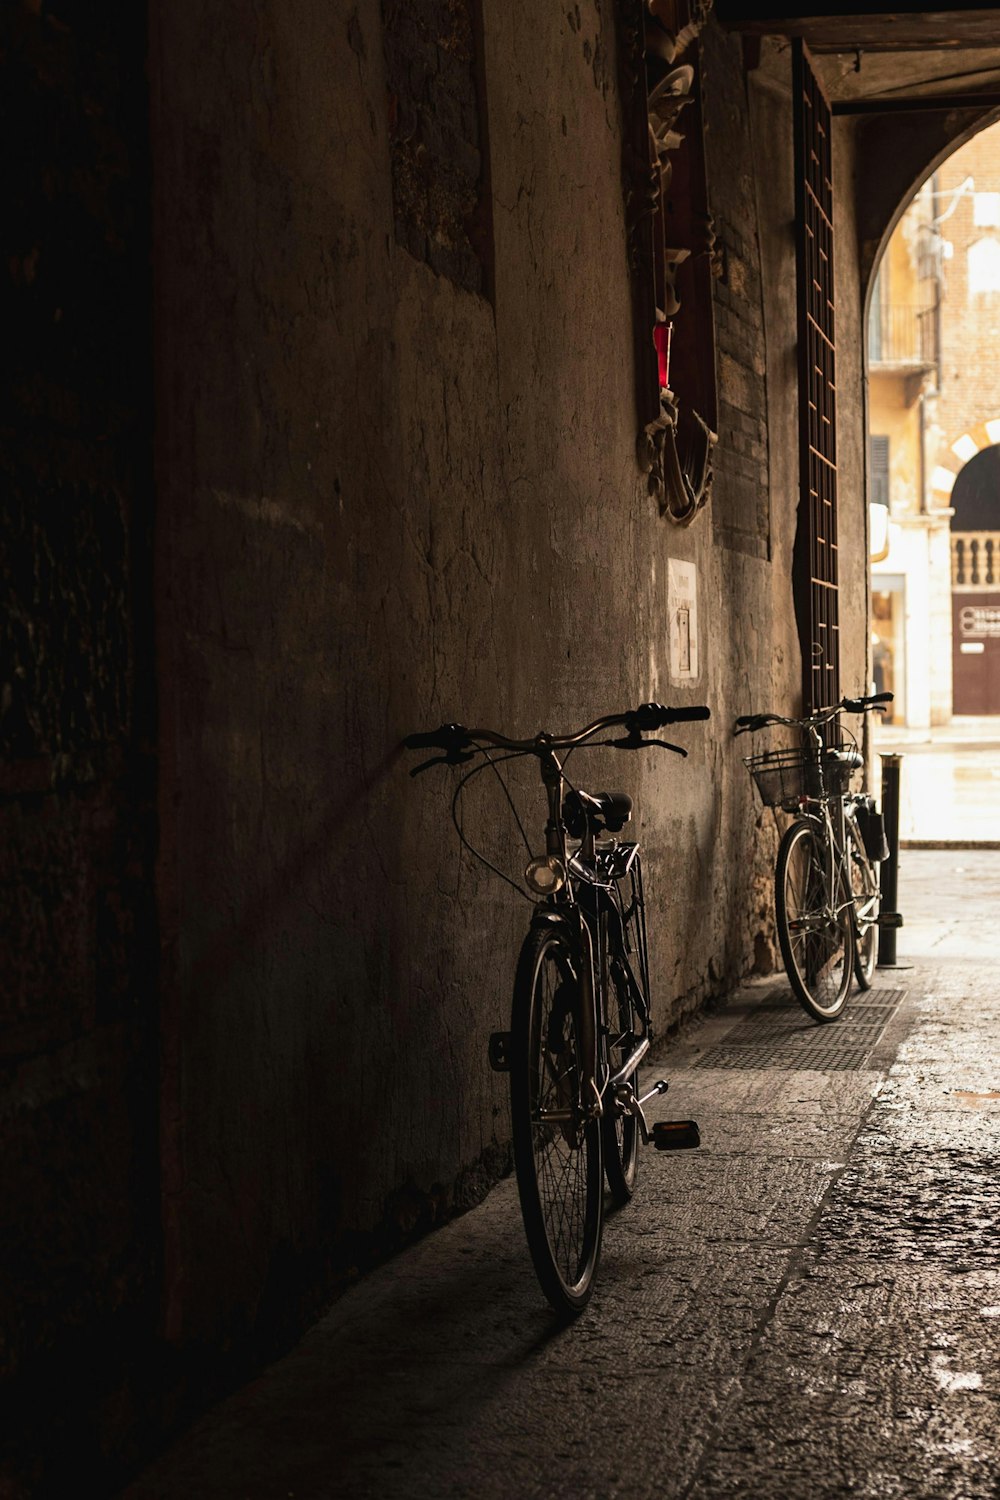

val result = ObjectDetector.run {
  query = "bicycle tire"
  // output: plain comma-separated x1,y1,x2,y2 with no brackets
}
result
775,819,852,1022
510,925,603,1315
602,947,641,1204
848,833,879,989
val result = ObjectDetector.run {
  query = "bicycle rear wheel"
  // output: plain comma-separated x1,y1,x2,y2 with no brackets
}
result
775,820,852,1022
848,834,879,989
510,925,603,1315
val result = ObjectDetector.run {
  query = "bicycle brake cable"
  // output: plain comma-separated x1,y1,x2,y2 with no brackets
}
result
451,753,534,902
481,745,533,857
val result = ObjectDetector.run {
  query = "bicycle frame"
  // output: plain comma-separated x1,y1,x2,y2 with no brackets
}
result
788,797,854,938
535,743,652,1124
405,700,709,1132
798,720,855,932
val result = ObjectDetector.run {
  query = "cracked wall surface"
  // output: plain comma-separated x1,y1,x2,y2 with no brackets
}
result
0,2,876,1488
150,0,867,1393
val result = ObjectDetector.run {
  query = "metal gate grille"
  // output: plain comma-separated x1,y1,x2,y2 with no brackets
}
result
794,40,840,713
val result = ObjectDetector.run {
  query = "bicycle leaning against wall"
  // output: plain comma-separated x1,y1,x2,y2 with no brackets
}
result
734,692,893,1024
403,702,709,1316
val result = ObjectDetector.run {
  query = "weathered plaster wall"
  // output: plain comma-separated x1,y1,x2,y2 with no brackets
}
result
0,4,159,1492
869,374,923,513
150,0,813,1393
146,0,887,1398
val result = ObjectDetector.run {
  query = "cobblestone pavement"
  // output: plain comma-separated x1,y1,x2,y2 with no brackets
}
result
123,852,1000,1500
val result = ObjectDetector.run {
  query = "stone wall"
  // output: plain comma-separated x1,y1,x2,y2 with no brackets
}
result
0,3,159,1492
150,0,868,1392
0,2,881,1486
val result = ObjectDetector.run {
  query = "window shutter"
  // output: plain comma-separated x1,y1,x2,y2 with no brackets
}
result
870,435,890,507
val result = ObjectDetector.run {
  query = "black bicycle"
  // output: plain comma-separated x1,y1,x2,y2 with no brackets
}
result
404,703,709,1314
735,693,892,1023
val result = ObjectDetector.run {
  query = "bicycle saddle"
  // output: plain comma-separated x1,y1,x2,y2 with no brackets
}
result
565,789,634,835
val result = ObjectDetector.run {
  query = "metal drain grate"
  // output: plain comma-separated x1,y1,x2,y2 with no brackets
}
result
693,987,907,1071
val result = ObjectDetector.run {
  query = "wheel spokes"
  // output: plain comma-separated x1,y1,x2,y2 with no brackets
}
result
530,951,590,1285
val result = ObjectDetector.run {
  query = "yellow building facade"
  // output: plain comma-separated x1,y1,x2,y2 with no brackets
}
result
871,125,1000,723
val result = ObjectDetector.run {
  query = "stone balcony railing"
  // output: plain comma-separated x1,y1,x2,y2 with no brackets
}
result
952,531,1000,588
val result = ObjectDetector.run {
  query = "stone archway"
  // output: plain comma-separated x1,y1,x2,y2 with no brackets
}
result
929,417,1000,508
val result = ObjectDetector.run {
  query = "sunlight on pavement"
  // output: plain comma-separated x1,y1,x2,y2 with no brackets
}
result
874,719,1000,843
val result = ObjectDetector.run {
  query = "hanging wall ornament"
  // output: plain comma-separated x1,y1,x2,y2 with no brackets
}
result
617,0,718,524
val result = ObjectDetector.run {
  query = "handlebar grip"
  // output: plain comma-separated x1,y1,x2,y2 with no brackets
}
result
841,692,893,713
402,723,468,751
630,702,710,731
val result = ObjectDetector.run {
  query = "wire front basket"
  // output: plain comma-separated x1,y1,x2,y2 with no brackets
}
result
744,741,858,808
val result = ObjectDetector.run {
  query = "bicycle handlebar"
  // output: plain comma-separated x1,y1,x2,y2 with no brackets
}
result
403,702,711,772
734,691,893,736
841,690,893,714
628,702,711,731
402,723,468,752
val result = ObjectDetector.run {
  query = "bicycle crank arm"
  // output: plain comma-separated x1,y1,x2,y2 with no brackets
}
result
614,1077,667,1145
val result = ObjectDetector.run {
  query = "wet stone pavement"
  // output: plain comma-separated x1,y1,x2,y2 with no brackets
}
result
124,851,1000,1500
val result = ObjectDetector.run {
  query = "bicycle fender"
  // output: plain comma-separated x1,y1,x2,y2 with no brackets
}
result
529,907,574,934
528,908,599,1103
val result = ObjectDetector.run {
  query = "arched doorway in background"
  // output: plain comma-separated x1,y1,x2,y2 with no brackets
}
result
950,442,1000,712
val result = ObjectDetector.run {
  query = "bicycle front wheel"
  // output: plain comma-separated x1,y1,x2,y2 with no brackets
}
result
510,926,603,1316
849,834,879,989
775,820,852,1022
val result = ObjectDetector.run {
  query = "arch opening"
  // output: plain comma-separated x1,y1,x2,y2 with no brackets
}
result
869,118,1000,738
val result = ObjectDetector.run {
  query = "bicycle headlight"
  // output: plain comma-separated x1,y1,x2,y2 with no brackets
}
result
525,856,566,895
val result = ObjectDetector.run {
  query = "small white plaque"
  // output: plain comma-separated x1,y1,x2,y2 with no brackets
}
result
668,560,698,682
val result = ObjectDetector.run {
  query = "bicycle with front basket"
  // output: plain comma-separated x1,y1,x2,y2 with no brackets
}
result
404,702,709,1315
734,692,893,1023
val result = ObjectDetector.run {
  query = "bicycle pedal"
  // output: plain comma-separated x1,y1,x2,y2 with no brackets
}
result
877,911,903,929
488,1031,511,1072
651,1119,700,1151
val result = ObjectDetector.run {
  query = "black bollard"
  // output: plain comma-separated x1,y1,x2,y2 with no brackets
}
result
877,752,904,966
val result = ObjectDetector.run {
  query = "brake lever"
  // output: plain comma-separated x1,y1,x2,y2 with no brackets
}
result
645,737,687,756
409,749,478,777
607,732,687,757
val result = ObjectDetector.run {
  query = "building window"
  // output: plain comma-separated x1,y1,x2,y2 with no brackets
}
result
974,192,1000,228
870,434,890,507
967,236,1000,295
